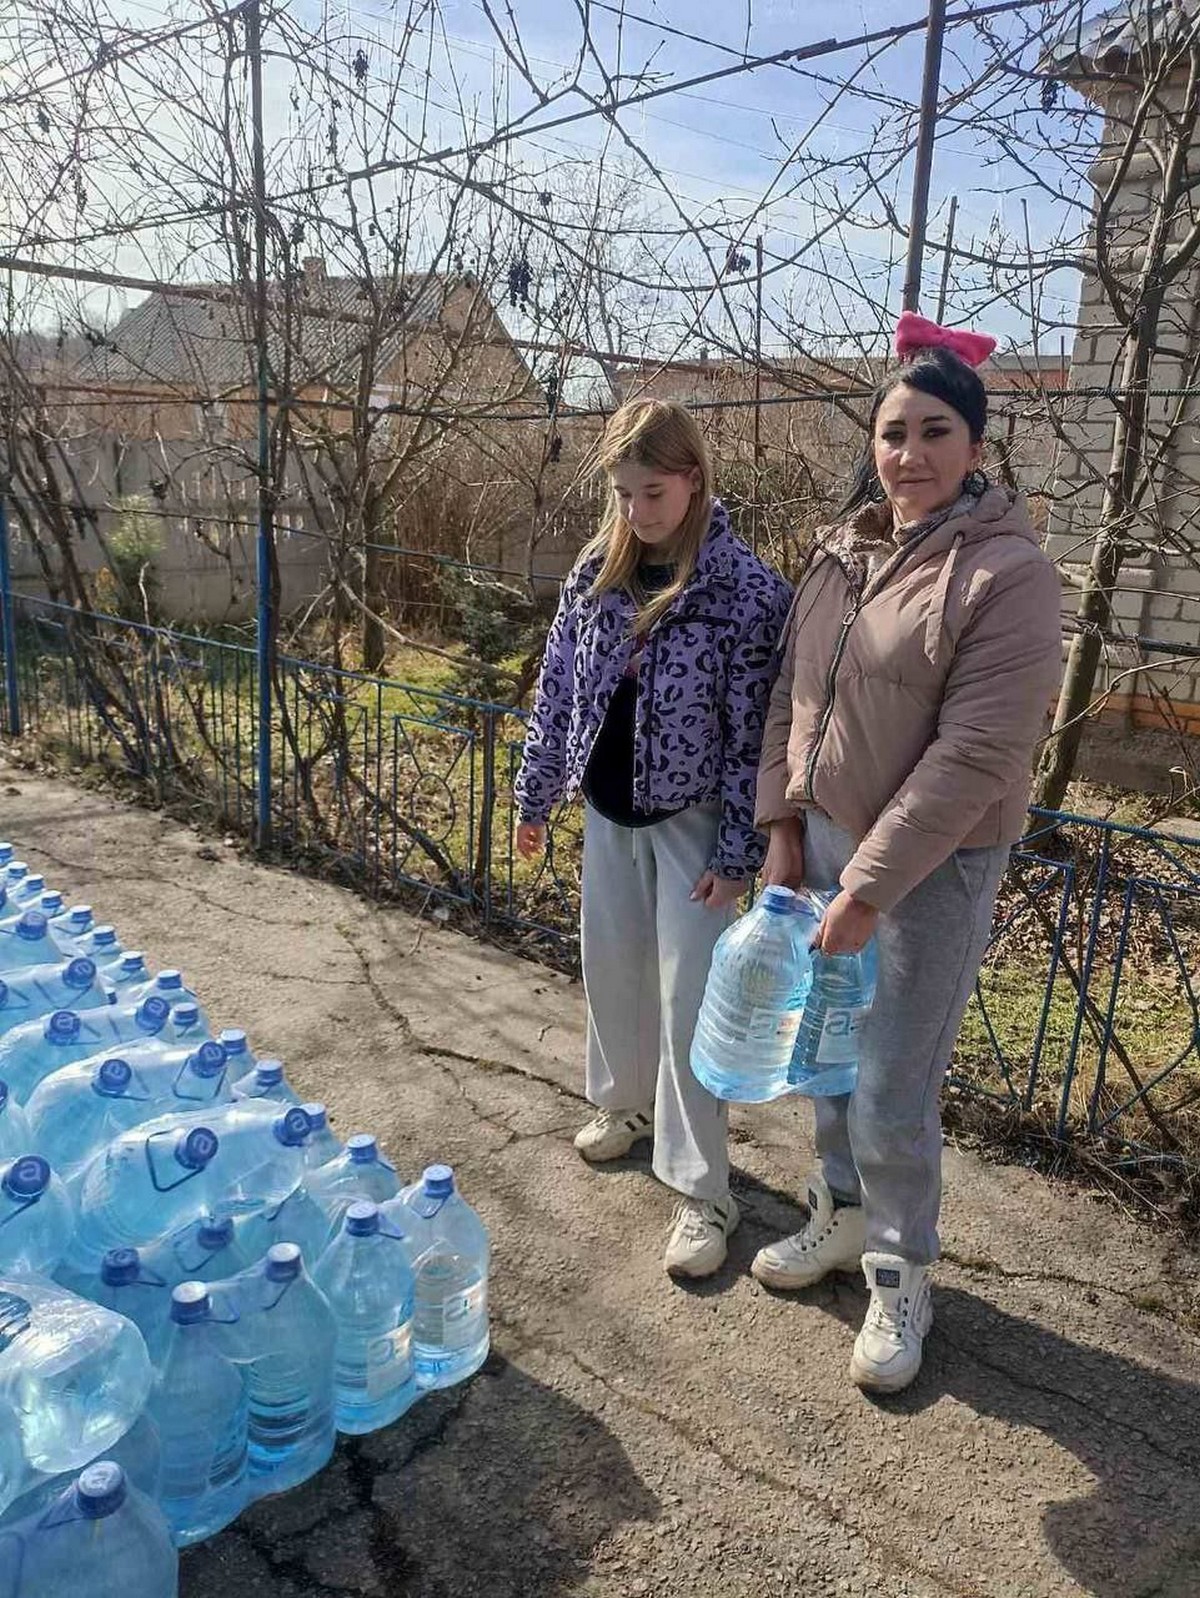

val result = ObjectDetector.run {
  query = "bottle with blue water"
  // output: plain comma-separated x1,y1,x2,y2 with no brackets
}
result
0,1156,74,1277
83,925,123,968
148,1282,248,1547
0,911,81,974
65,1100,311,1272
300,1102,343,1171
139,1212,259,1296
0,1461,178,1598
125,970,209,1028
0,1411,162,1528
238,1180,331,1268
108,953,151,994
8,875,46,911
49,905,93,946
386,1164,489,1390
225,1243,337,1494
0,956,110,1037
314,1201,417,1434
0,1083,30,1163
2,863,29,892
26,1040,232,1192
217,1027,252,1074
788,928,879,1097
231,1057,302,1105
690,886,819,1103
35,891,64,921
80,1249,174,1369
0,1274,153,1501
307,1134,399,1235
0,995,173,1105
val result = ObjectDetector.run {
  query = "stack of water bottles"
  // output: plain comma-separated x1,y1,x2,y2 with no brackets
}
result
691,885,879,1104
0,844,489,1598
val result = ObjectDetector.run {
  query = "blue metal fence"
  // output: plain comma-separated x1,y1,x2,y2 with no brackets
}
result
2,592,1198,1172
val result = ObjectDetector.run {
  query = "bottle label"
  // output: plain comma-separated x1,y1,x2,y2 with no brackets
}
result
365,1322,413,1397
745,1007,804,1047
0,1289,31,1352
816,1004,870,1066
442,1279,487,1344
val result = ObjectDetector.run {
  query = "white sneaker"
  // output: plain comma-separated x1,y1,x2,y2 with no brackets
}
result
664,1194,739,1279
573,1106,653,1162
850,1252,934,1394
750,1172,866,1290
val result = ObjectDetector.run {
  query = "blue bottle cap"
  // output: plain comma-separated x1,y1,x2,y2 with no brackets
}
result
92,926,118,948
156,970,184,992
172,1000,199,1027
4,1154,51,1200
273,1106,311,1148
170,1281,211,1324
16,909,47,941
101,1247,141,1287
136,994,170,1030
95,1057,133,1096
46,1009,80,1043
265,1242,302,1281
760,885,799,916
6,863,27,882
255,1060,284,1088
67,906,92,930
219,1028,248,1057
302,1101,328,1130
345,1200,380,1236
23,876,44,896
39,892,64,914
422,1163,455,1199
347,1133,377,1164
75,1461,127,1519
177,1126,219,1170
64,957,96,990
197,1215,233,1251
190,1041,227,1079
118,954,147,977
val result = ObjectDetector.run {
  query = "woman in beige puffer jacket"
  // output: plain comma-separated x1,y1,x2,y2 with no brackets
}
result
750,318,1063,1395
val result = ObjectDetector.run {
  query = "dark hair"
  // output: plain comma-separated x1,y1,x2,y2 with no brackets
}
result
840,345,988,516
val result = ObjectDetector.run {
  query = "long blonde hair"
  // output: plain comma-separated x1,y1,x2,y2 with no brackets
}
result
585,400,714,636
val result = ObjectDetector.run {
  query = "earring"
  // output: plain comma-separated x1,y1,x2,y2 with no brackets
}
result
963,467,988,496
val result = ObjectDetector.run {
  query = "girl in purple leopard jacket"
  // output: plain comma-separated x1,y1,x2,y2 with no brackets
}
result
515,400,791,1280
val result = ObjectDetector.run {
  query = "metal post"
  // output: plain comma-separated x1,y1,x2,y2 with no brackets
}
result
901,0,947,314
934,193,958,323
752,234,764,555
0,489,20,736
247,0,273,846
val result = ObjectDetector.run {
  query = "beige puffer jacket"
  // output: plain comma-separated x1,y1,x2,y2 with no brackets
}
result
755,486,1063,912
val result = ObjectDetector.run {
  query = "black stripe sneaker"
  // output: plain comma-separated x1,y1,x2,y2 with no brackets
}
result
573,1106,654,1162
664,1194,739,1279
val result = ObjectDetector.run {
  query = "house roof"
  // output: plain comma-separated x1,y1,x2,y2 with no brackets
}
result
1044,1,1200,76
71,270,450,395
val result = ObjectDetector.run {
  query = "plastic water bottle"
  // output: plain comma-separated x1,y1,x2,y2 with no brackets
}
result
238,1181,331,1268
227,1243,337,1494
66,1101,311,1271
388,1165,489,1390
150,1282,248,1546
307,1134,399,1233
35,892,64,920
0,995,172,1105
314,1202,418,1434
0,1412,162,1527
82,1249,174,1369
231,1058,302,1105
9,875,46,910
0,1275,153,1487
2,863,29,891
0,1156,74,1276
107,953,151,994
51,906,94,946
82,926,123,968
0,912,79,974
125,970,209,1028
164,1000,209,1045
139,1213,259,1294
300,1102,343,1170
0,957,110,1037
0,1461,178,1598
25,1042,232,1192
788,937,880,1097
690,886,819,1103
0,1083,30,1163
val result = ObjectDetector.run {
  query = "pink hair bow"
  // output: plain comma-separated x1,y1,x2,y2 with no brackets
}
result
894,310,997,368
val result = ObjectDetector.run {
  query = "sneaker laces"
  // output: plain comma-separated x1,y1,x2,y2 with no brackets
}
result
670,1197,722,1242
865,1291,910,1343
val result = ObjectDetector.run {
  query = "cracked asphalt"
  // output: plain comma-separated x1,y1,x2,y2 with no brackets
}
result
4,758,1200,1598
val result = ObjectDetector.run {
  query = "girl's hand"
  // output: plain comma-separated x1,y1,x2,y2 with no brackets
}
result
762,817,805,889
516,822,546,860
691,871,747,911
817,889,879,955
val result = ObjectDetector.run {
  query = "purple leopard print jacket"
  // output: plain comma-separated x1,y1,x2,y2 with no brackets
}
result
515,501,793,878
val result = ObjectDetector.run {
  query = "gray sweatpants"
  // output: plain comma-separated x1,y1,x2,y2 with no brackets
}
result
581,803,734,1202
803,810,1009,1264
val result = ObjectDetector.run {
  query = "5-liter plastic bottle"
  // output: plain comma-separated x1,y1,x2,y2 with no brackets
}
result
0,1461,178,1598
82,925,123,968
26,1040,232,1192
0,1412,162,1528
226,1243,337,1494
690,885,819,1103
238,1180,331,1269
107,953,151,995
50,905,94,946
231,1057,302,1105
307,1134,399,1234
65,1101,311,1272
124,970,209,1028
0,1156,74,1277
0,911,82,975
0,1082,30,1163
8,874,46,911
147,1283,248,1547
788,928,879,1098
314,1201,418,1434
0,1275,154,1496
386,1164,489,1390
0,956,110,1037
0,994,172,1105
82,1248,174,1369
300,1102,343,1170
